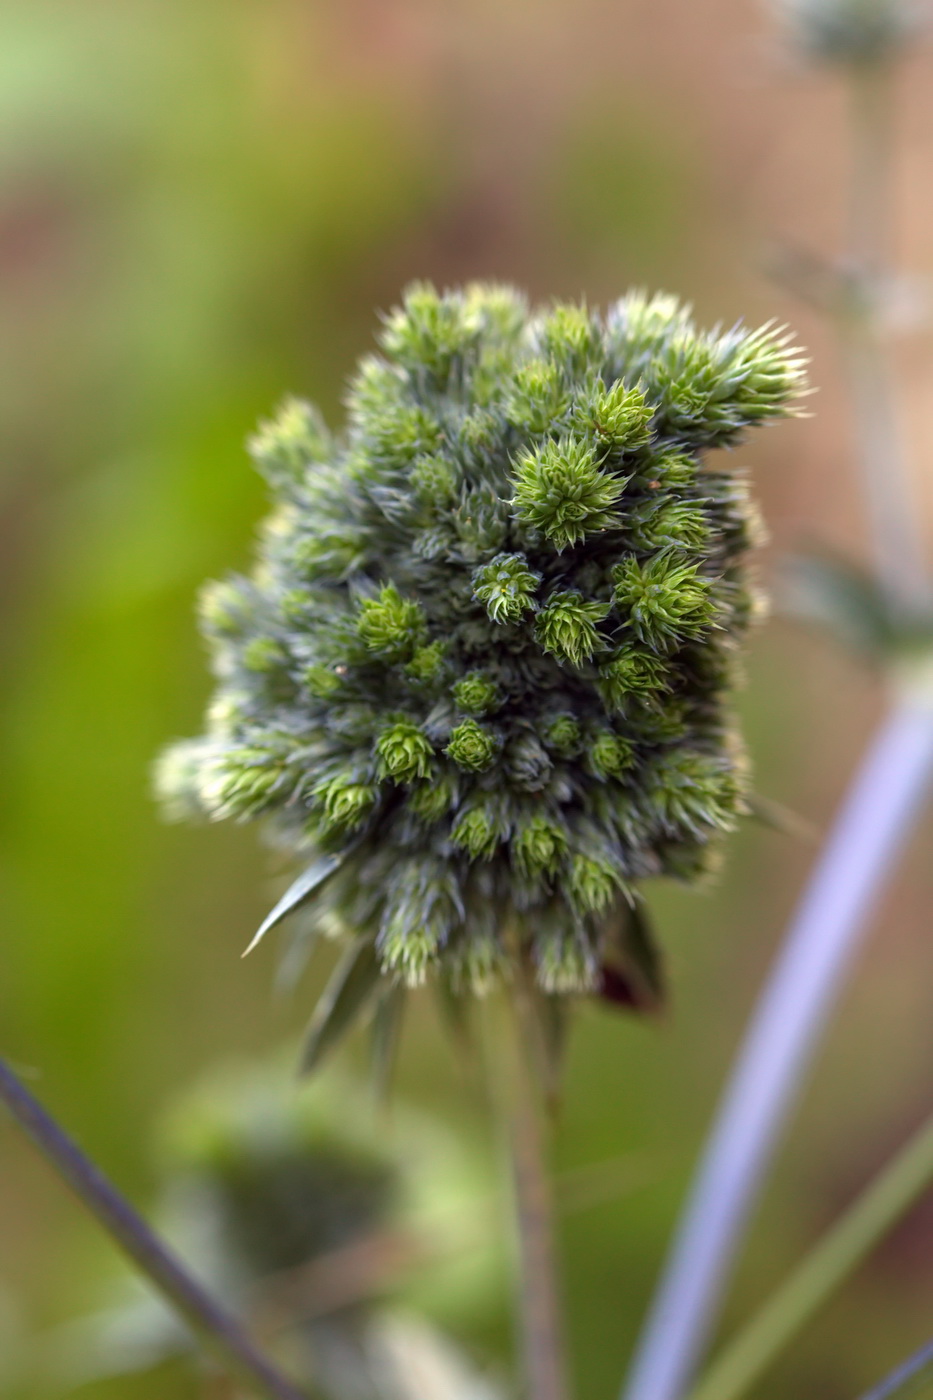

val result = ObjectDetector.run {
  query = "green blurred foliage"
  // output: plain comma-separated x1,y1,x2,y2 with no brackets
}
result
1,3,933,1399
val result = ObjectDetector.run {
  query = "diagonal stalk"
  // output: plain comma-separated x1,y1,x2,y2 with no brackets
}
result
0,1057,309,1400
620,695,933,1400
688,1104,933,1400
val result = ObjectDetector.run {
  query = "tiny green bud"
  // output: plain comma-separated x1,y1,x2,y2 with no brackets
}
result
576,379,653,448
445,719,498,772
406,641,447,686
568,853,625,915
357,584,427,662
249,397,331,489
612,555,715,652
534,590,609,666
320,779,377,830
472,552,541,624
452,671,499,715
451,802,501,859
543,712,582,758
512,816,567,879
375,721,434,782
537,302,601,374
410,453,458,505
587,730,635,780
626,498,710,553
512,435,625,550
597,646,670,712
505,359,569,434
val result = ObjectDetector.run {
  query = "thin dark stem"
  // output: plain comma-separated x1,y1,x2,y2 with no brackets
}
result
0,1058,308,1400
500,977,570,1400
858,1337,933,1400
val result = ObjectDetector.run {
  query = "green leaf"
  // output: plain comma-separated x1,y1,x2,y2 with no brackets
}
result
242,853,343,957
370,982,406,1102
301,937,382,1075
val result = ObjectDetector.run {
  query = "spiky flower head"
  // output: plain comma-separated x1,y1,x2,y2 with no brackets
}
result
158,283,805,1033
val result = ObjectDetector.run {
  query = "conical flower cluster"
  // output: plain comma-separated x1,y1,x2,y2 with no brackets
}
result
159,284,804,1006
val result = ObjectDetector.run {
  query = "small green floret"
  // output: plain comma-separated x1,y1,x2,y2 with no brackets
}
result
406,641,447,685
543,713,582,757
569,854,625,915
319,780,377,831
512,435,625,550
445,719,498,772
375,722,434,782
535,591,609,666
453,671,499,715
613,555,716,651
576,379,653,448
588,731,635,780
358,585,426,661
472,553,540,624
513,816,567,879
597,647,670,712
451,802,501,859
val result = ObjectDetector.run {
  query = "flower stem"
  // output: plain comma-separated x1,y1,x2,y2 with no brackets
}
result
620,696,933,1400
496,975,570,1400
0,1057,309,1400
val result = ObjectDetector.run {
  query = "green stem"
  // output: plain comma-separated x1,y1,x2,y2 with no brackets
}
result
497,976,570,1400
0,1057,308,1400
688,1107,933,1400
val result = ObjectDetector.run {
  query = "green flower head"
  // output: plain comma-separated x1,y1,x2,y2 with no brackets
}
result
159,283,804,1010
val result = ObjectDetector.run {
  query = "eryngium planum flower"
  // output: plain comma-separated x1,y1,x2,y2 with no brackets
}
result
158,284,805,1005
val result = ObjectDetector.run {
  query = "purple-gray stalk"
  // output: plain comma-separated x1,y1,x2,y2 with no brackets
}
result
621,694,933,1400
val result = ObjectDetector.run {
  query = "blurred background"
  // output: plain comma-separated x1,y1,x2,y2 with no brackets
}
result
2,1,933,1396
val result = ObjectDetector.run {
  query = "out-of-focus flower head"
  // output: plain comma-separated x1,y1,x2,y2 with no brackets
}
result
773,0,927,65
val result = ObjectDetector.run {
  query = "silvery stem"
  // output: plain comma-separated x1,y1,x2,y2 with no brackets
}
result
620,696,933,1400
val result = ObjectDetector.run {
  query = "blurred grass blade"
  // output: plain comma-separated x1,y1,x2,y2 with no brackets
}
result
690,1108,933,1400
243,855,343,957
370,982,406,1101
858,1337,933,1400
301,937,381,1074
